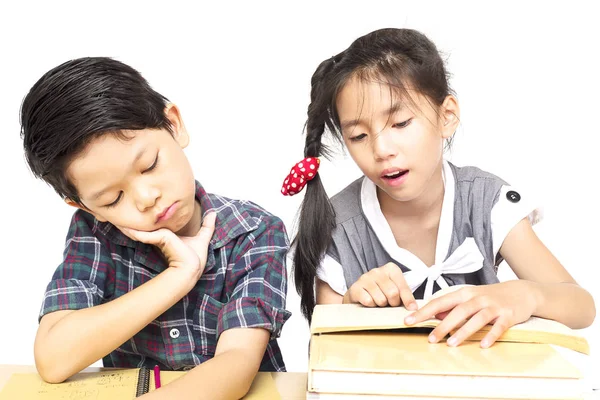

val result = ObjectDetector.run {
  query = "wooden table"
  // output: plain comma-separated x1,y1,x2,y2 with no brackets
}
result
0,365,308,399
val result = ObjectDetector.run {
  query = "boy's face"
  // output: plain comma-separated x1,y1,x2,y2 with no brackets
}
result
66,105,198,235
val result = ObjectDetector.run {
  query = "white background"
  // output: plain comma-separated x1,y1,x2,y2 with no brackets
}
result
0,0,598,375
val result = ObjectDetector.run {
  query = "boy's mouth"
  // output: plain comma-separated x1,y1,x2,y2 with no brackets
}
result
156,202,178,223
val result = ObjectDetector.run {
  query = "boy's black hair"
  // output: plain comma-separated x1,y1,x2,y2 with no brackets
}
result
293,28,454,322
20,57,172,204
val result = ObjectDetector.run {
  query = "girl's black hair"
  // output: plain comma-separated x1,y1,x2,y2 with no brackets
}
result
293,28,453,322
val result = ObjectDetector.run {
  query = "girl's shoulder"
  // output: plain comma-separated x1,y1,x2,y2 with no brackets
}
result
329,176,365,225
448,162,508,186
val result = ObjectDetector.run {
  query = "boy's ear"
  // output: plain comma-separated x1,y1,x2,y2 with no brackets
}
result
64,199,108,222
440,95,460,139
165,103,189,149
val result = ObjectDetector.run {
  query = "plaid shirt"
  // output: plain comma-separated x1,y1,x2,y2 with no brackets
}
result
40,182,291,372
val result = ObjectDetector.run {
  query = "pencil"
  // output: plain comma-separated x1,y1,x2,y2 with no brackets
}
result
153,365,161,389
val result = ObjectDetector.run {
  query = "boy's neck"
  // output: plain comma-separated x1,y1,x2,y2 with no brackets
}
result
175,199,203,237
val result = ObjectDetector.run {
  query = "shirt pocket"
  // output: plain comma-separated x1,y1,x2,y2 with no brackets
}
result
192,294,225,357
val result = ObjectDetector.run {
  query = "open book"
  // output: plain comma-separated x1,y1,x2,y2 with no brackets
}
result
311,285,590,355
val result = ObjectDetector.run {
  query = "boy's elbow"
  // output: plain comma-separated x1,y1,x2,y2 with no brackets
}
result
572,287,596,329
584,292,596,328
36,364,69,384
34,336,74,384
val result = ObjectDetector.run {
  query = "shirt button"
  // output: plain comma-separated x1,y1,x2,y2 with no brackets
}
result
169,328,180,339
506,190,521,203
182,366,194,371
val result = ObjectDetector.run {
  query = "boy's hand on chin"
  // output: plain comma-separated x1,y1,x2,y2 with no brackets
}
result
118,212,216,284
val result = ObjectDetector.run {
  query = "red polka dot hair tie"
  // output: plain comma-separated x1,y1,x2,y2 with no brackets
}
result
281,157,320,196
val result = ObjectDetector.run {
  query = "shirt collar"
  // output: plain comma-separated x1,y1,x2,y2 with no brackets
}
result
99,180,258,251
360,159,456,267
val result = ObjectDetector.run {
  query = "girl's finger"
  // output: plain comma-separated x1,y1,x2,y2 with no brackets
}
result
427,300,481,343
405,291,461,326
480,316,511,348
386,265,417,310
446,308,497,347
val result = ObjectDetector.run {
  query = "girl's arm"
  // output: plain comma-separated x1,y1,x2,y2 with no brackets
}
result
406,218,595,347
316,279,344,304
500,218,595,328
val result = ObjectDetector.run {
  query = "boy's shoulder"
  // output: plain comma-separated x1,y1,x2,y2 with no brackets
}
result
203,191,288,249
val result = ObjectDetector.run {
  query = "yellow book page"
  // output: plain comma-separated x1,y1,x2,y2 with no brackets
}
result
0,370,281,400
149,371,280,399
467,316,590,354
310,332,582,379
310,302,439,334
0,369,139,400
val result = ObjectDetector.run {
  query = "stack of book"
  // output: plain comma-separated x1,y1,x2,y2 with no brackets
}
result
307,297,590,399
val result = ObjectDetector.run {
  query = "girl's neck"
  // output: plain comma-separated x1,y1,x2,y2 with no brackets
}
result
377,161,445,222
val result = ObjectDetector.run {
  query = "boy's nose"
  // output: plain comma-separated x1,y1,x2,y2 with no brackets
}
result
134,186,160,212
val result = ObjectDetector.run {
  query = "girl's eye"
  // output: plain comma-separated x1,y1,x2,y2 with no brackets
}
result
144,154,159,173
105,192,123,208
350,133,367,142
392,118,412,129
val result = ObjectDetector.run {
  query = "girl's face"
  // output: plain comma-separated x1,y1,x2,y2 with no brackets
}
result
336,76,459,203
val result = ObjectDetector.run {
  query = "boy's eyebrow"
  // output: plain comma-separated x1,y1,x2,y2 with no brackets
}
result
90,147,147,201
340,102,404,131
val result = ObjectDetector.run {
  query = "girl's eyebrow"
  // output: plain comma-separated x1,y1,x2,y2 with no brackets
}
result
340,101,404,131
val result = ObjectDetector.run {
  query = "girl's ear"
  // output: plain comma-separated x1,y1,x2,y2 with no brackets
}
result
64,199,108,222
164,103,190,149
440,95,460,139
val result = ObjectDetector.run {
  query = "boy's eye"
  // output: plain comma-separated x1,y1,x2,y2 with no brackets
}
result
144,154,159,173
105,192,123,208
392,118,412,129
349,133,367,142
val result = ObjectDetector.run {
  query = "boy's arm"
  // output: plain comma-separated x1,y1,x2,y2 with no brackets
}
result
35,213,216,384
35,267,195,384
141,212,291,399
141,328,270,400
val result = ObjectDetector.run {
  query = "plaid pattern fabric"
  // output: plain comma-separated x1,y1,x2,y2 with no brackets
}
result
40,182,291,372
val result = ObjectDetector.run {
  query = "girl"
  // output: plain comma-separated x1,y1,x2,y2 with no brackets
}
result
283,28,595,348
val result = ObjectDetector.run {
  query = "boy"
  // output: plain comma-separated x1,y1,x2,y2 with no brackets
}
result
20,57,291,399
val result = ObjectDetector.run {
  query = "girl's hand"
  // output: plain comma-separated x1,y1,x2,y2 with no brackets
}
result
343,262,418,310
118,212,217,284
405,280,537,348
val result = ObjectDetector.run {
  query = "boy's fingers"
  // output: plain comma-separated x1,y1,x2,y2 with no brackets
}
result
120,226,177,254
196,212,216,243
